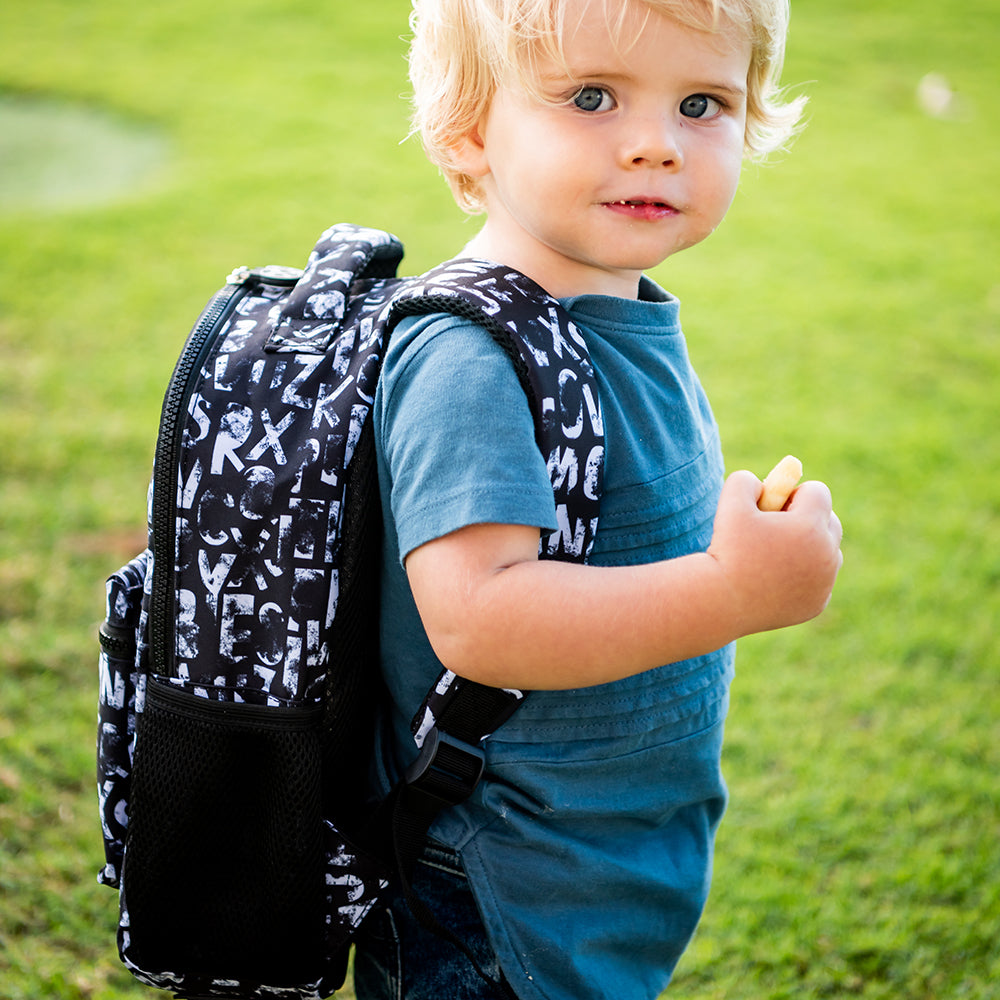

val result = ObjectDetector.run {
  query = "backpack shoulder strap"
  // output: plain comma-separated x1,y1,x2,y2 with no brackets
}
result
383,257,606,802
388,257,604,563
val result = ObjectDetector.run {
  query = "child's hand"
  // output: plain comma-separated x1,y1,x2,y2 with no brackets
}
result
708,470,843,636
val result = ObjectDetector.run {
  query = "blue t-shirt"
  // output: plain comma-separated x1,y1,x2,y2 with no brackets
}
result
373,276,735,1000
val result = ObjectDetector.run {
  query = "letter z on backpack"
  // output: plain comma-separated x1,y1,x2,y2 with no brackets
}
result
97,223,604,999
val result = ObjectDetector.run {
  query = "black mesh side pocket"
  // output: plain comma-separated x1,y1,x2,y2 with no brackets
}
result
121,678,327,985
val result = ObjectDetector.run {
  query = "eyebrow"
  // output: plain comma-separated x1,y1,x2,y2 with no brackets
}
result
540,66,747,99
687,82,748,103
692,82,748,98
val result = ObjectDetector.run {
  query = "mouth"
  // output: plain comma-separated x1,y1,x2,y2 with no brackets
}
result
604,199,678,220
610,199,670,206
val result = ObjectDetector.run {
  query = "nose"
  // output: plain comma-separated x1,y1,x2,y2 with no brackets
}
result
622,115,683,169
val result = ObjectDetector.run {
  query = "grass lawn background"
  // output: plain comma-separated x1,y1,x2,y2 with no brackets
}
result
1,0,997,997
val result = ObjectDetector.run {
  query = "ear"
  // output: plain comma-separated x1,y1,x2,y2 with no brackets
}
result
449,120,491,179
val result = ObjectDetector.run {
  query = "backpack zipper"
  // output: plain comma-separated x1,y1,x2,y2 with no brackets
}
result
148,273,264,676
146,674,322,724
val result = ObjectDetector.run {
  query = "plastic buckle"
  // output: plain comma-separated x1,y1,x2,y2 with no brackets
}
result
404,729,486,808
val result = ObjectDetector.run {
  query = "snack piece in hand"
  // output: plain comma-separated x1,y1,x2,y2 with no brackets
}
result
758,455,803,511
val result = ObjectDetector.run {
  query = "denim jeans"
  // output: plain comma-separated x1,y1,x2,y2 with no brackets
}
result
353,843,513,1000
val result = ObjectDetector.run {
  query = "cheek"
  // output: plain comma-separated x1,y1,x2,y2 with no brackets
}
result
721,161,743,208
702,143,744,211
510,141,575,202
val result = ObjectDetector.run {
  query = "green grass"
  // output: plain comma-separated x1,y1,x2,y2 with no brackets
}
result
1,0,997,997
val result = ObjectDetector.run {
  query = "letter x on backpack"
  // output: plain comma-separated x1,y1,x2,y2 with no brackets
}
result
97,223,604,1000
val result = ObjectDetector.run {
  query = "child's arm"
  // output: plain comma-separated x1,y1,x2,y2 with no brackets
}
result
405,470,842,691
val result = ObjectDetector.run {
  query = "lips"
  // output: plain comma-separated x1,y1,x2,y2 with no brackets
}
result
604,199,678,221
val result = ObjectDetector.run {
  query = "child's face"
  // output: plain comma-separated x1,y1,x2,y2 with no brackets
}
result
458,1,751,298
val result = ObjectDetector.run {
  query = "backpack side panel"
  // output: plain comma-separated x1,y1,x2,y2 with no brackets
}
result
97,549,151,888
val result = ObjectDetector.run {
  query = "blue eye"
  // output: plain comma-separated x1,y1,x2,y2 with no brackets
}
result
573,86,613,112
680,94,722,119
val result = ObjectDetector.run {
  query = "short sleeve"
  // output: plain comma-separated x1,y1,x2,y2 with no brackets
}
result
375,312,558,564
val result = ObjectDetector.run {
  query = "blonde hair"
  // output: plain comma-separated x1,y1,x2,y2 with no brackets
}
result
408,0,807,213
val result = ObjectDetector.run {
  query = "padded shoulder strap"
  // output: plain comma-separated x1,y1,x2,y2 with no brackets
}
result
388,257,604,564
383,258,607,795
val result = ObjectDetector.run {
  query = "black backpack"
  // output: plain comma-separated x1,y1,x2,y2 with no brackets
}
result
97,223,604,999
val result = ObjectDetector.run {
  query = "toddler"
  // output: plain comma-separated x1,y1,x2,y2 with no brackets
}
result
354,1,842,997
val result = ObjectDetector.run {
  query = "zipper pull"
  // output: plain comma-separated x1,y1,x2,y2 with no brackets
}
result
226,264,303,287
226,265,252,285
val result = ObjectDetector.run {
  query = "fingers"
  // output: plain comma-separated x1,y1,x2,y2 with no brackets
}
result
829,509,844,568
828,507,843,545
786,478,833,517
721,468,764,505
712,466,843,631
724,468,838,531
731,467,844,573
788,482,844,590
